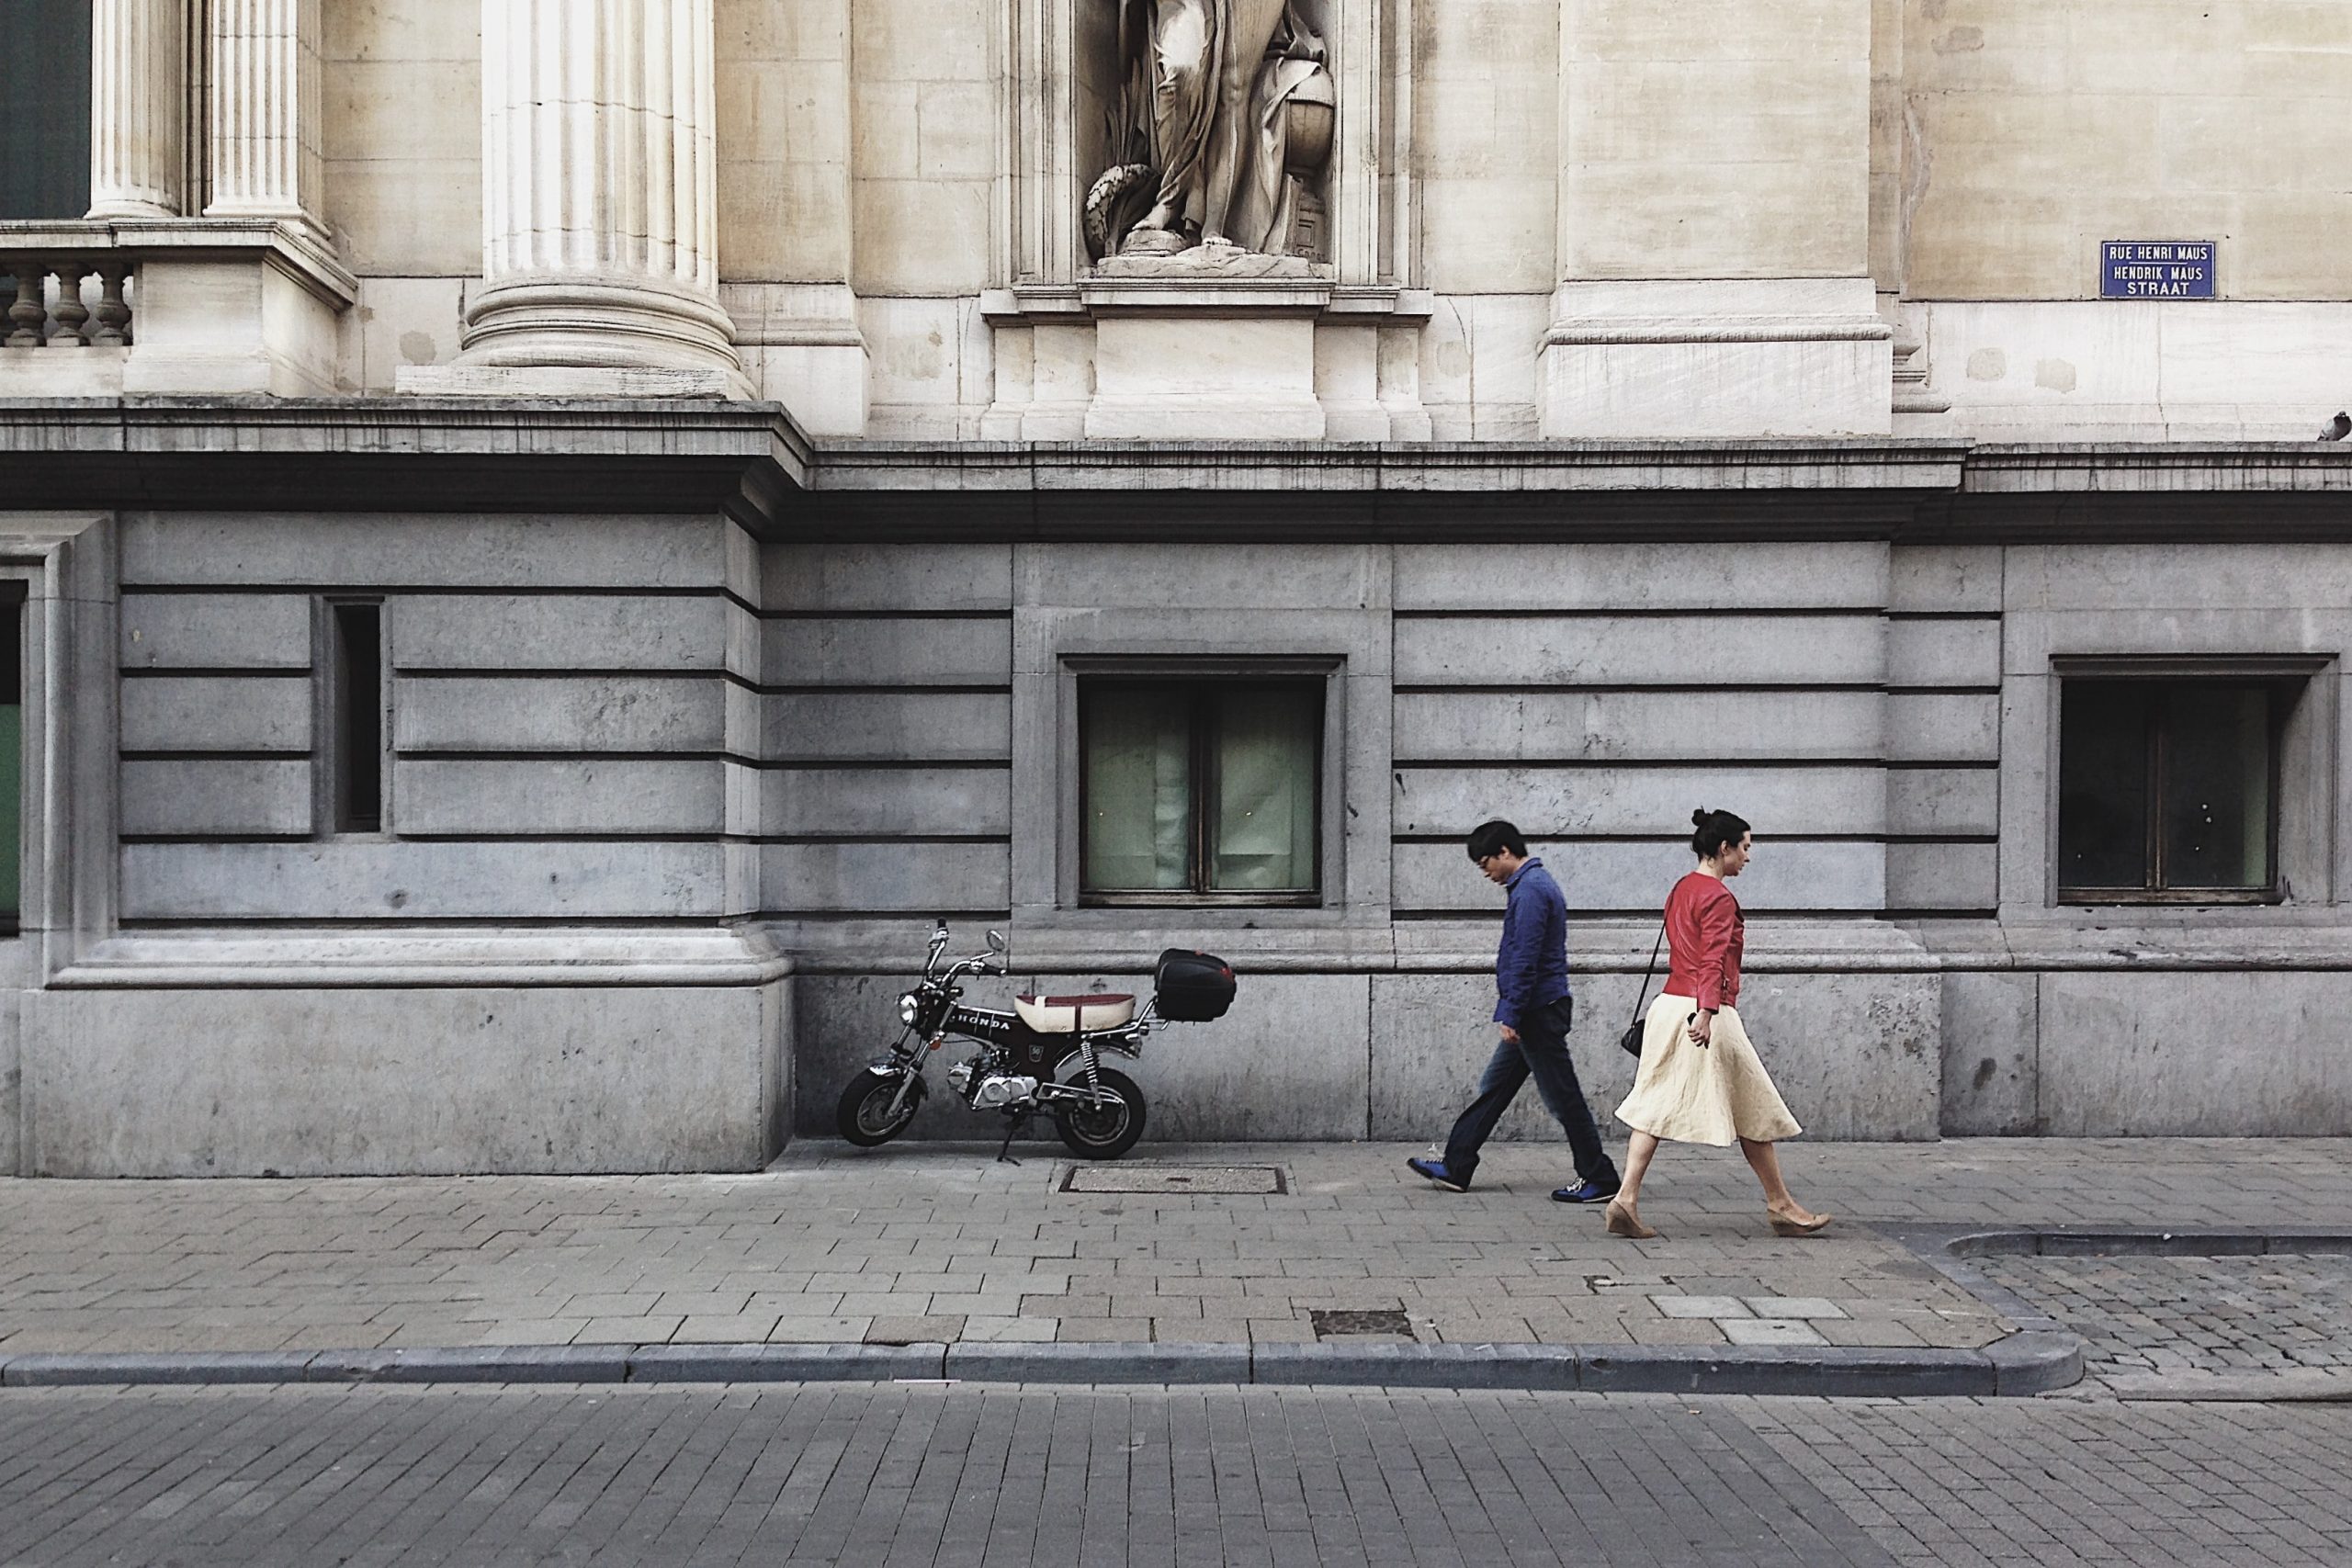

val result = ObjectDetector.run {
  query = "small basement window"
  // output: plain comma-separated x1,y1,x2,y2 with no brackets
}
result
328,601,385,834
0,592,21,928
2057,676,2290,902
1080,677,1322,904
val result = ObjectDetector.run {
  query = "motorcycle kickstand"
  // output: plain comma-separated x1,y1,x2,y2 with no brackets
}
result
995,1106,1035,1166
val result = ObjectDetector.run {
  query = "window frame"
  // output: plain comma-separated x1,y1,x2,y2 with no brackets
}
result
2052,658,2322,907
315,595,393,840
0,583,25,935
1076,671,1328,908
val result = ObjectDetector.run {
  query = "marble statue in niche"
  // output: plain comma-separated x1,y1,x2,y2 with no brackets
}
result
1086,0,1336,268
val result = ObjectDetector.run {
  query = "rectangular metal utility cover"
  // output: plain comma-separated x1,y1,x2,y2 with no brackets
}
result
1059,1164,1289,1195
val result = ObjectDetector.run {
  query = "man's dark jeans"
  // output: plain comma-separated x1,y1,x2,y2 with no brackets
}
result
1441,996,1620,1190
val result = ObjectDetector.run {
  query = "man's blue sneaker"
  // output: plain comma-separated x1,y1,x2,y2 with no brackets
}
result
1551,1179,1622,1204
1407,1156,1468,1193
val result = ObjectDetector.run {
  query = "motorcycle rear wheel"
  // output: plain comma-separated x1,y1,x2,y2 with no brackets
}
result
1053,1067,1146,1159
836,1072,921,1146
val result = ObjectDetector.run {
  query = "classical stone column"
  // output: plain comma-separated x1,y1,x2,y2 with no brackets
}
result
202,0,327,232
444,0,745,389
87,0,186,219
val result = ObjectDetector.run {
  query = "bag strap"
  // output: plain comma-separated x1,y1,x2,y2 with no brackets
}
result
1626,921,1666,1024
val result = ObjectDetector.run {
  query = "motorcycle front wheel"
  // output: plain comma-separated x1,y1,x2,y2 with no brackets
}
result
836,1071,921,1146
1052,1067,1146,1159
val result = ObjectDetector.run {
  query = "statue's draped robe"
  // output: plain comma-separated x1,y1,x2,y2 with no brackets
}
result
1130,0,1325,254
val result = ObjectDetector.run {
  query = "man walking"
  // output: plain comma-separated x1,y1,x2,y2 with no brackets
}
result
1407,820,1623,1202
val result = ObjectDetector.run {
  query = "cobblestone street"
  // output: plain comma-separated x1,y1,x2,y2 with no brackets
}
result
5,1384,2350,1568
1979,1251,2352,1395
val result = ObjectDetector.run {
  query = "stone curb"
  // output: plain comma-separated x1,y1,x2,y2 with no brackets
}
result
627,1343,952,1382
0,1336,2081,1396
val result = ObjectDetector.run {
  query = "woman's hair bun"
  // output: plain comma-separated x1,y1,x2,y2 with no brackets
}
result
1690,807,1711,829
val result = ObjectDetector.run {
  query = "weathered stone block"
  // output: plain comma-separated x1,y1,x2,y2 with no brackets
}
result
1886,693,1999,762
1395,615,1883,686
765,545,1012,613
762,767,1010,837
120,514,726,590
121,841,729,919
393,595,732,671
766,692,1011,761
120,593,311,670
1941,970,2040,1136
763,617,1011,685
120,675,311,752
393,760,728,834
1394,690,1889,763
763,841,1010,913
1885,842,1998,911
396,675,729,753
121,759,312,836
20,982,786,1175
1391,542,1887,612
1890,618,2001,687
2037,971,2352,1136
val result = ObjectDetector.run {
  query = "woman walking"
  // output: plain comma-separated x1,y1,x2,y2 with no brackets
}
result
1606,809,1832,1241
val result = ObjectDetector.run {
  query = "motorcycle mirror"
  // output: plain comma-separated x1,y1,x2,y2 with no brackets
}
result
986,929,1007,953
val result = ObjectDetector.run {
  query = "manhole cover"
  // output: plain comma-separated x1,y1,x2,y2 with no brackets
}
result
1059,1164,1289,1195
1311,1310,1414,1338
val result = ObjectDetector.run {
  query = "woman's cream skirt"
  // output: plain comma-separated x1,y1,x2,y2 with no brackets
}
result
1614,993,1802,1147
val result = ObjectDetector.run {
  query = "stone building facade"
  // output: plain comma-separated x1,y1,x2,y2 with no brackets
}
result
2,1,2348,1174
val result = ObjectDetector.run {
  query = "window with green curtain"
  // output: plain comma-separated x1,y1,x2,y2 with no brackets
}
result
2057,678,2279,900
0,595,21,924
0,0,94,220
1080,678,1321,900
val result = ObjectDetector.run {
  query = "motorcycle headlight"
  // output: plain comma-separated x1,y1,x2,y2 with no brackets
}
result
898,993,921,1028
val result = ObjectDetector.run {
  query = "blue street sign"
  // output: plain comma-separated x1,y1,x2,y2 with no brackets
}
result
2100,241,2216,299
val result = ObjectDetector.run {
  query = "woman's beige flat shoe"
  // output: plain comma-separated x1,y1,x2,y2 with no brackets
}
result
1604,1201,1659,1240
1768,1211,1833,1236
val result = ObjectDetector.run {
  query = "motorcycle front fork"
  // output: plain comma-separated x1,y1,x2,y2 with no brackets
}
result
882,1038,930,1122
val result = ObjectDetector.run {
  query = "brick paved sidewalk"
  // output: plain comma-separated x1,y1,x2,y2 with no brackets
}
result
0,1138,2346,1359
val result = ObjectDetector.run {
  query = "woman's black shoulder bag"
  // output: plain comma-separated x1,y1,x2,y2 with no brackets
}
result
1618,922,1667,1058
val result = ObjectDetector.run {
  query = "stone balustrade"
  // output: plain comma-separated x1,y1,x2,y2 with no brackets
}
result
4,256,137,350
0,220,356,394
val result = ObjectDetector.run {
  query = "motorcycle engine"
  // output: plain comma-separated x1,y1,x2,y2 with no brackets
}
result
946,1059,978,1098
972,1074,1040,1110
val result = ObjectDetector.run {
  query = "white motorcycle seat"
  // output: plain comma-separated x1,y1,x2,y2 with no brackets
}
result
1013,993,1136,1033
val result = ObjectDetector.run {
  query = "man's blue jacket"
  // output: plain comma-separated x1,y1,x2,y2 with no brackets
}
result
1493,856,1571,1028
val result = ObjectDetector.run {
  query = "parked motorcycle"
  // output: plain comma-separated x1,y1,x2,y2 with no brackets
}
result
834,921,1237,1160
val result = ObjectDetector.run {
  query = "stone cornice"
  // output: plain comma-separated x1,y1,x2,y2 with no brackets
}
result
0,397,811,525
3,400,2352,538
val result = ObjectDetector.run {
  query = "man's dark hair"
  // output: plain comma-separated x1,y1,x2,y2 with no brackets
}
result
1465,819,1529,862
1690,807,1752,860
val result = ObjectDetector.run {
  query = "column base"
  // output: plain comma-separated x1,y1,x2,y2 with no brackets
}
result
396,364,748,399
413,276,753,399
1539,278,1894,438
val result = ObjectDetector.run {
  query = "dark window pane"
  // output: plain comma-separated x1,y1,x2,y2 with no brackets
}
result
2161,685,2270,888
2058,683,2153,889
332,604,383,833
1207,683,1318,892
1081,683,1192,891
0,599,19,919
0,0,93,219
